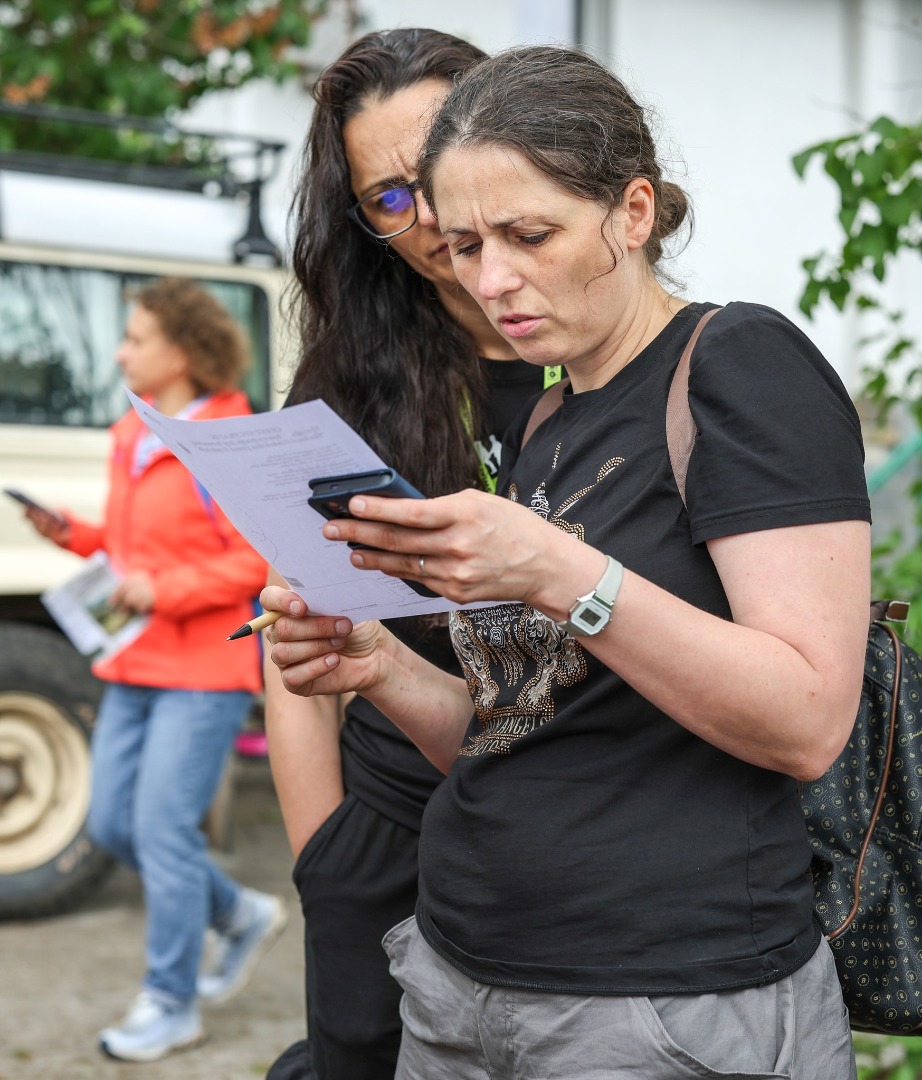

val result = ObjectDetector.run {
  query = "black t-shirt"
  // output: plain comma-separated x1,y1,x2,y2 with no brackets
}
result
341,357,545,831
416,302,872,993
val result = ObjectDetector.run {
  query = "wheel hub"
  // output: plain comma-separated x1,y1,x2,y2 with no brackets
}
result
0,693,91,874
0,753,23,801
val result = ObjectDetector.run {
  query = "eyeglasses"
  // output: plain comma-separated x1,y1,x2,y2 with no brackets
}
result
347,180,421,240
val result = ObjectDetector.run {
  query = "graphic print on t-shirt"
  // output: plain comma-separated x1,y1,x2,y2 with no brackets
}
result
449,444,625,756
451,604,586,755
474,433,503,488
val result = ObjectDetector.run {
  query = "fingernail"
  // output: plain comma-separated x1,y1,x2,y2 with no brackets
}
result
334,619,350,635
352,552,365,566
324,654,339,668
351,497,367,513
324,524,340,539
289,600,303,615
329,637,344,648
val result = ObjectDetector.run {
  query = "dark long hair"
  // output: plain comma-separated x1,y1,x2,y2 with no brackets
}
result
419,46,692,277
286,28,489,497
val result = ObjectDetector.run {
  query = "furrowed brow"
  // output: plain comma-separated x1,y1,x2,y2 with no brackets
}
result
359,175,411,198
443,216,526,237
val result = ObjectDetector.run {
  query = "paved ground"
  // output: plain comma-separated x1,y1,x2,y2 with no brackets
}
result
0,757,305,1080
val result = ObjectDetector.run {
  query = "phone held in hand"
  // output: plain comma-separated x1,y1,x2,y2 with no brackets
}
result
307,468,424,519
307,468,437,598
4,488,66,526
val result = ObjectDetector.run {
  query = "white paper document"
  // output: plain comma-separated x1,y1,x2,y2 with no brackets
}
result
126,390,476,622
42,551,150,660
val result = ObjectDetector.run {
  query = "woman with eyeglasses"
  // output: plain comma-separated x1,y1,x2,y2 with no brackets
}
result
261,29,547,1080
263,45,869,1078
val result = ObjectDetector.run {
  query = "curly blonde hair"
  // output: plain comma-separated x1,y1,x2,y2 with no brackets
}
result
129,277,251,393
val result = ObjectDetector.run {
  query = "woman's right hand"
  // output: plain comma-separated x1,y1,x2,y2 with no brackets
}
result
260,584,390,699
24,506,72,547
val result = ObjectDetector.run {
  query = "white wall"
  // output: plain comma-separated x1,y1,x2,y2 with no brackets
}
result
355,0,520,51
590,0,922,392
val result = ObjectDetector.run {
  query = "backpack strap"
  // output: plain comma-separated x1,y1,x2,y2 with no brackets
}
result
521,378,570,450
520,305,722,468
665,306,722,508
664,312,905,630
870,599,909,624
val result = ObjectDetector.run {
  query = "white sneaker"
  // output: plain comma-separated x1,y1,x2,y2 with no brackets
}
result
197,889,288,1004
99,991,203,1062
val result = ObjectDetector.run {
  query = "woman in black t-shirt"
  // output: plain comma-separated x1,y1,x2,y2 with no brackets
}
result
264,46,868,1079
258,30,545,1080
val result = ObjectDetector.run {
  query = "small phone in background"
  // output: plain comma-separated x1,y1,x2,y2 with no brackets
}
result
307,468,438,598
3,488,67,526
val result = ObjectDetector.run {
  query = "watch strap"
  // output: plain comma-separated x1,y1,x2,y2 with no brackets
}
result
593,555,624,608
558,555,624,635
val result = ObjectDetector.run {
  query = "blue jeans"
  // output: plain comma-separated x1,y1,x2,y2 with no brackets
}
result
88,683,251,1003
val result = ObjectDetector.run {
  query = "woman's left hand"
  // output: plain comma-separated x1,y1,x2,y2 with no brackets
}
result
321,488,603,619
110,571,156,614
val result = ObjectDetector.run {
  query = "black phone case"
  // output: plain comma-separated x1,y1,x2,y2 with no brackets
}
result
307,468,423,519
4,488,45,511
3,488,63,523
307,469,438,598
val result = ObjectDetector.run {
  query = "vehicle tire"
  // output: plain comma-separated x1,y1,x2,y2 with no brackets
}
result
0,621,114,919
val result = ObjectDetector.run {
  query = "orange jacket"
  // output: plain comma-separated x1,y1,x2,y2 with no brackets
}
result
63,392,266,692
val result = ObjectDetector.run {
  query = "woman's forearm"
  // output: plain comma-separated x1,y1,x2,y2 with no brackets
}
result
359,636,475,774
264,652,345,860
262,566,346,857
572,522,870,780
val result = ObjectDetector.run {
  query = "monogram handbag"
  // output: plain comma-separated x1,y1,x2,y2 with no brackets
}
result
802,606,922,1034
526,306,922,1034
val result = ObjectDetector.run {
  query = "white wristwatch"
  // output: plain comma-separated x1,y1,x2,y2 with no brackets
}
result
557,556,624,637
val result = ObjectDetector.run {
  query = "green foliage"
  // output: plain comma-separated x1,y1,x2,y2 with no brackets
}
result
794,117,922,320
871,531,922,647
854,1033,922,1079
0,0,324,162
795,116,922,637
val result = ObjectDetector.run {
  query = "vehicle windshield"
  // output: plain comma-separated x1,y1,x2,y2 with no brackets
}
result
0,261,272,426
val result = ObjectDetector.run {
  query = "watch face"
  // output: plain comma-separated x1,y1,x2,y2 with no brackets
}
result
579,606,606,629
568,596,612,635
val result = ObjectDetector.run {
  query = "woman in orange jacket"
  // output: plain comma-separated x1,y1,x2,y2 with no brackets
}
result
23,278,287,1062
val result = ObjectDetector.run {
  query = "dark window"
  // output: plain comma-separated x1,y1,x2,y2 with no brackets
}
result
0,261,272,426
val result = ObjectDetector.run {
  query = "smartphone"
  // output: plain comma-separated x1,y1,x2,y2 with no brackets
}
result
307,468,437,598
4,488,66,525
308,468,425,519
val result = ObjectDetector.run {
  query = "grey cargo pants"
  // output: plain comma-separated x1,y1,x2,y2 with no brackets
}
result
383,917,856,1080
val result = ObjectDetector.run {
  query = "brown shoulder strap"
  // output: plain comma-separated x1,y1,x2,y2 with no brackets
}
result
520,306,721,475
666,308,892,631
666,307,722,507
521,378,569,450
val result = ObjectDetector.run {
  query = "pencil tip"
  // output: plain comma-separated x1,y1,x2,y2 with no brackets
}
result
227,624,251,640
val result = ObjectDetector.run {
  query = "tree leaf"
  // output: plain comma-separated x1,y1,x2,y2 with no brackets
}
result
0,0,324,161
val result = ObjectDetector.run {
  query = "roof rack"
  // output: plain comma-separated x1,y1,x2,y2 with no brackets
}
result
0,102,287,265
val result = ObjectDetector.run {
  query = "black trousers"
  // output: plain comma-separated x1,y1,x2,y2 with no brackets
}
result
266,793,421,1080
